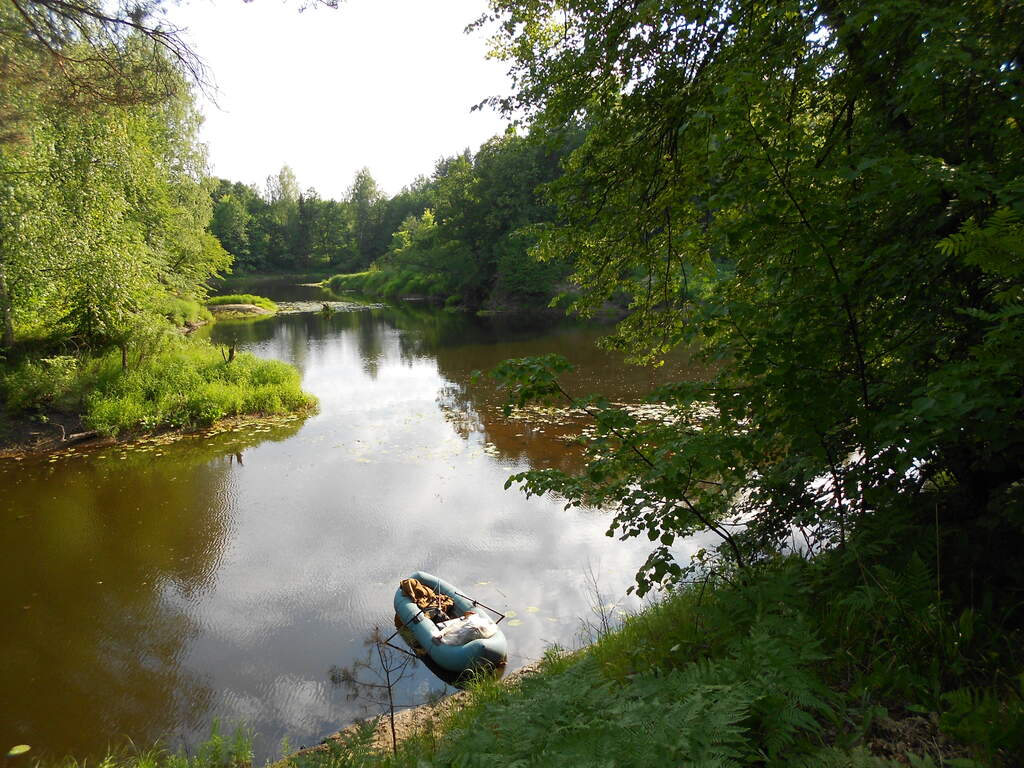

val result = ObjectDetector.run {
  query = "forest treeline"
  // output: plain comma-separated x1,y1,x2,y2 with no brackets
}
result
210,130,582,309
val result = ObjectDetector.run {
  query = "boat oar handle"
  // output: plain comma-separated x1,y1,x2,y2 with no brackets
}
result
385,608,431,659
452,590,506,624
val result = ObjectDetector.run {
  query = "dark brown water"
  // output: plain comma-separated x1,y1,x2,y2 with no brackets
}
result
0,279,711,761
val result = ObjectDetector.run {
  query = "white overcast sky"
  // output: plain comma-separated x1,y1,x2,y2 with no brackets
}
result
165,0,512,200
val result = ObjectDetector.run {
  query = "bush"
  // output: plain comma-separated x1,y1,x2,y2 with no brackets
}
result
327,269,451,300
157,296,214,327
0,355,81,412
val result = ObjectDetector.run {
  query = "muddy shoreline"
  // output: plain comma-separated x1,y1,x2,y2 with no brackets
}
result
0,407,102,458
0,407,314,460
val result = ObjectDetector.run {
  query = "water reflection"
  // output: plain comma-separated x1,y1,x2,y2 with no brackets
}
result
0,421,303,760
2,283,706,762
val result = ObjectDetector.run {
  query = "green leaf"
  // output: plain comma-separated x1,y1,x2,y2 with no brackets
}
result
7,746,31,757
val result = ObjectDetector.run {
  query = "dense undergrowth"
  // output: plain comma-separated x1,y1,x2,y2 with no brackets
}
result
0,337,315,437
285,523,1023,768
206,295,279,312
325,268,566,311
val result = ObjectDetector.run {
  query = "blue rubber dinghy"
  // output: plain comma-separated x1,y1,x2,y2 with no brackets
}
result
393,571,507,674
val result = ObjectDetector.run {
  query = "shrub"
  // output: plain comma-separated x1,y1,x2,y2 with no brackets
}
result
326,269,451,300
157,296,213,327
0,356,81,412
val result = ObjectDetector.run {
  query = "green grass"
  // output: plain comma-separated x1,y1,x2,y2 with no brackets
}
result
325,270,448,300
23,722,253,768
206,294,278,312
157,296,214,327
0,337,316,437
283,546,1023,768
83,341,316,435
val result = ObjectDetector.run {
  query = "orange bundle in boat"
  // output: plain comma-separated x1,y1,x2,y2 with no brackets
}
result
399,577,454,618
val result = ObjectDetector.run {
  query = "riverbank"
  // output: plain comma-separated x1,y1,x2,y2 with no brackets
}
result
323,271,568,314
207,303,275,318
0,406,102,457
284,659,550,764
277,544,1022,767
0,407,316,459
11,541,1021,767
207,295,279,313
0,338,316,457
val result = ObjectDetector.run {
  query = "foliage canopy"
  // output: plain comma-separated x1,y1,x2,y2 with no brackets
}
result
483,0,1024,597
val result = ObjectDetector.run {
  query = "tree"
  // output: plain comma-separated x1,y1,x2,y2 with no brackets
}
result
0,0,205,147
265,164,300,208
0,40,228,350
485,0,1024,596
259,165,301,266
211,194,251,261
347,167,386,268
309,197,357,268
381,174,435,240
0,0,341,145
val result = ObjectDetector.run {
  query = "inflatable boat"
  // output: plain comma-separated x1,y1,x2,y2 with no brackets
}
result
393,570,507,674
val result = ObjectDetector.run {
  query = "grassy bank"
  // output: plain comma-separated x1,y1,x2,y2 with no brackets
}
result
13,533,1022,768
324,270,563,311
287,539,1022,767
326,271,451,304
207,294,279,313
1,336,316,440
8,723,255,768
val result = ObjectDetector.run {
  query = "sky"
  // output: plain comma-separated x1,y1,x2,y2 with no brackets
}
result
164,0,513,200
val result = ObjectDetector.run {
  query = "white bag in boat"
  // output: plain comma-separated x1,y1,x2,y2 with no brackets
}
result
436,612,497,646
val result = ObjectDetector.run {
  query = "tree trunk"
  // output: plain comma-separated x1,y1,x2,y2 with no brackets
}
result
0,261,15,349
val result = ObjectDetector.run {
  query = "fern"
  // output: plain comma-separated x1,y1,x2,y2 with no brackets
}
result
939,682,1024,766
936,208,1024,303
790,746,902,767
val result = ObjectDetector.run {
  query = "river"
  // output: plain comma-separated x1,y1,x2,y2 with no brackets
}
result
0,278,711,762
